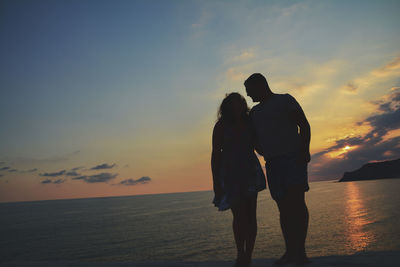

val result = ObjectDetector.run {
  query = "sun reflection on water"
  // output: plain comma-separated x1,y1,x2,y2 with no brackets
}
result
344,182,375,252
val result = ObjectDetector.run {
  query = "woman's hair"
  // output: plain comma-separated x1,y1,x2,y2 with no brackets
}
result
217,92,249,124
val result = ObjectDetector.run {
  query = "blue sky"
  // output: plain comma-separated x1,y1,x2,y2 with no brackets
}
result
1,0,399,202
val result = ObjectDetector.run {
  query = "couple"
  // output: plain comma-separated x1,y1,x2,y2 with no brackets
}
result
211,73,311,266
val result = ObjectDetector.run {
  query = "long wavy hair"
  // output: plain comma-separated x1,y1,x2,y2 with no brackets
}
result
217,92,250,124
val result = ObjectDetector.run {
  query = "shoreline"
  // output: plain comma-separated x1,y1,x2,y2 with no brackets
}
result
1,251,400,267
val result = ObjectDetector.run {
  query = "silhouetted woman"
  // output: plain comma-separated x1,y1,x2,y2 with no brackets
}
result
211,92,266,267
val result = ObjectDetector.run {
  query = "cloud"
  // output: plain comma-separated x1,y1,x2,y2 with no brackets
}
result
225,67,247,82
90,163,116,170
189,9,212,39
371,57,400,77
26,168,38,173
0,167,32,173
13,168,38,173
225,48,256,63
71,166,83,171
39,170,66,177
72,172,118,183
343,82,358,94
309,88,400,180
40,178,65,184
345,56,400,96
65,171,80,176
118,176,152,186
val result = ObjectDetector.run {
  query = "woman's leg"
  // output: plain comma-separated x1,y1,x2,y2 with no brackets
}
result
231,203,247,264
244,194,258,264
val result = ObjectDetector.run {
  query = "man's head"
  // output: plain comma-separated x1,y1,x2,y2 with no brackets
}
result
244,73,271,102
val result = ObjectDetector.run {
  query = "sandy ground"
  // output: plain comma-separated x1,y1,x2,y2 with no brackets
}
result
1,251,399,267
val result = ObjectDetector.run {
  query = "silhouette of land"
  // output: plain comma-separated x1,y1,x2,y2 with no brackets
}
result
339,158,400,182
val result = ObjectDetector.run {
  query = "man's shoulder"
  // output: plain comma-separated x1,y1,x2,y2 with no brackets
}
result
250,94,284,113
276,93,293,100
275,93,300,107
284,93,296,100
250,93,296,113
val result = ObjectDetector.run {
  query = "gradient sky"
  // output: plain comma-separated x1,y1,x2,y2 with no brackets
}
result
1,0,399,203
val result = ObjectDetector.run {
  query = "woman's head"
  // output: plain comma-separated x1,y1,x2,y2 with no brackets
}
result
217,92,249,123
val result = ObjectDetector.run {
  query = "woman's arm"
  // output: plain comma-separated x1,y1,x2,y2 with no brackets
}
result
211,121,223,196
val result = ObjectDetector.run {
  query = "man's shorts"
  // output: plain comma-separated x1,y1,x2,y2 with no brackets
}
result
265,154,309,201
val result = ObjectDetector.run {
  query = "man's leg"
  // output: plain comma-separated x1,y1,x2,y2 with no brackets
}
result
288,186,310,264
275,196,296,265
277,201,289,252
275,185,310,265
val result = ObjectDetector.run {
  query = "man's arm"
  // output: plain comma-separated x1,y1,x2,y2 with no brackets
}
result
254,137,264,156
290,106,311,164
211,121,223,196
249,110,264,156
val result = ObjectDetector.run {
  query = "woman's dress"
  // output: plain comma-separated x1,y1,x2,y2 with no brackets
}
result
213,121,266,211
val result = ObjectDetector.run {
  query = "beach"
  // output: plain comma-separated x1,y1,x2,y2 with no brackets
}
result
2,251,400,267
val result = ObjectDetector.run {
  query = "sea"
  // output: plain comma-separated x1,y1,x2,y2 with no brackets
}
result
1,179,400,263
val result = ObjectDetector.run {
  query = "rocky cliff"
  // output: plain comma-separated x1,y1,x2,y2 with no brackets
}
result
339,158,400,182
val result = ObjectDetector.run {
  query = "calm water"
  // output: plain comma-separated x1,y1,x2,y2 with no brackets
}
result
1,179,400,262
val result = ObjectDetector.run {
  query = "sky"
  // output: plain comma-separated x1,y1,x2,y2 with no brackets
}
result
0,0,399,203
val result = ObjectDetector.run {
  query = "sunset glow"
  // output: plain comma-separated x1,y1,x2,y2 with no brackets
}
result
326,145,359,159
1,0,399,202
344,182,375,252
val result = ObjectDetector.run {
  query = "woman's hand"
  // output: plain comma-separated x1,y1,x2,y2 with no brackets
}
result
213,181,223,199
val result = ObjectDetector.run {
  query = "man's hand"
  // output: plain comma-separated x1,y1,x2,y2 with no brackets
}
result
296,150,311,165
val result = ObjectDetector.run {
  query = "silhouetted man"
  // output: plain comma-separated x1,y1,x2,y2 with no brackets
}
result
245,73,311,266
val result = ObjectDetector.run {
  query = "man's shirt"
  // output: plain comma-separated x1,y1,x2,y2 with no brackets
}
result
250,93,301,159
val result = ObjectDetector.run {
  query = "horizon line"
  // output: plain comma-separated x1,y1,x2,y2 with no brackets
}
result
0,179,338,205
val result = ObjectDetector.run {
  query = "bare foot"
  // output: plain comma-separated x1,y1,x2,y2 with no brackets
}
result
295,253,311,266
274,252,295,266
234,253,246,267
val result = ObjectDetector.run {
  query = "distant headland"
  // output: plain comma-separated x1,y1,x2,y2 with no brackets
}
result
339,158,400,182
